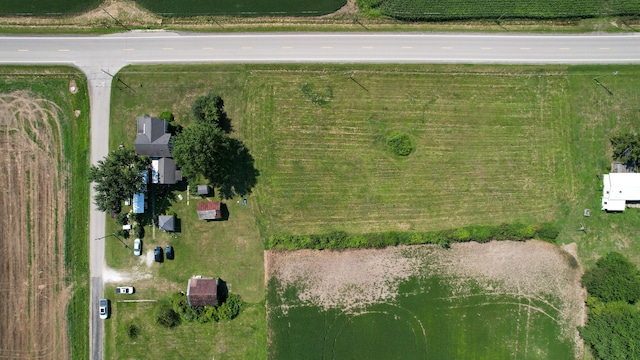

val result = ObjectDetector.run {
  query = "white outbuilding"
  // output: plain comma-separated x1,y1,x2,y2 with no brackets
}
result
602,173,640,211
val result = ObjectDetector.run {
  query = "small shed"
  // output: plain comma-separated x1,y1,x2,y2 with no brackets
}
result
186,277,219,306
197,201,221,220
197,185,210,196
158,215,175,232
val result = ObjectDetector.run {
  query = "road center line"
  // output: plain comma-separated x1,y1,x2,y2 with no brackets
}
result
241,46,252,49
401,46,413,49
123,48,134,51
520,48,531,50
559,48,570,50
600,47,610,50
281,46,293,49
17,49,29,52
162,48,173,50
321,46,333,49
481,47,492,50
442,46,453,49
202,47,213,50
58,49,69,52
362,46,373,49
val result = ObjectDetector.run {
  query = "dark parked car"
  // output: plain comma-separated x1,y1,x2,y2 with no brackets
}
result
154,246,163,262
165,245,174,260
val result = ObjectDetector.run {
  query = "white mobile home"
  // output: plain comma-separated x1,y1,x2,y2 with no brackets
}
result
602,173,640,211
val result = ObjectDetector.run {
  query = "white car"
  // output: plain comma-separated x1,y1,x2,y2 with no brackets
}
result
133,238,142,256
116,286,134,295
99,299,109,320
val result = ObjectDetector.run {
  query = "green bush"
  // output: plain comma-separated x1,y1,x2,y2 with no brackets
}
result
266,221,559,250
158,111,174,122
156,304,180,328
582,252,640,304
127,322,140,339
386,132,415,157
170,292,243,323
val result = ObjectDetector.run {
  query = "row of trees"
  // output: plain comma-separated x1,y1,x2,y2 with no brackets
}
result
580,252,640,359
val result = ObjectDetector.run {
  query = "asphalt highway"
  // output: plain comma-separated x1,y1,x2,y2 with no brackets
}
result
1,33,640,68
1,31,638,360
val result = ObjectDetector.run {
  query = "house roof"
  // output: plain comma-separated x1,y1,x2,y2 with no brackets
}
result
158,157,182,184
186,278,218,306
158,215,175,232
197,201,221,220
197,185,210,195
134,116,172,158
602,173,640,211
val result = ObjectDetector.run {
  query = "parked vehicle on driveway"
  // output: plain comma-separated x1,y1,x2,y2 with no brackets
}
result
154,246,163,262
133,238,142,256
116,286,134,294
99,299,110,320
165,245,174,260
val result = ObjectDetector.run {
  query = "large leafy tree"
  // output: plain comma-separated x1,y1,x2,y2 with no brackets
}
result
611,133,640,167
580,301,640,360
191,93,231,132
89,147,151,212
582,252,640,304
172,122,259,199
172,122,230,185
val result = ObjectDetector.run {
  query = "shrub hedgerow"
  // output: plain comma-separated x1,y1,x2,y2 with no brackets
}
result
266,222,559,250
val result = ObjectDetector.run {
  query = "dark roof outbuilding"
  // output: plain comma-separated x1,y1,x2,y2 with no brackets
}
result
186,278,219,307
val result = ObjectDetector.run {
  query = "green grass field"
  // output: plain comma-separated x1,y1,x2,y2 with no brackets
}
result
358,0,640,20
0,67,91,360
134,0,345,17
266,242,580,359
269,278,573,359
107,64,640,359
0,0,100,15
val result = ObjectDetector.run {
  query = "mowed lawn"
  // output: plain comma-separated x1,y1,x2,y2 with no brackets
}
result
240,65,573,236
114,64,574,238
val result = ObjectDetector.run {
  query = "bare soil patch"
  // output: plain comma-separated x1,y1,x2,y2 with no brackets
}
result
266,240,586,358
0,90,70,359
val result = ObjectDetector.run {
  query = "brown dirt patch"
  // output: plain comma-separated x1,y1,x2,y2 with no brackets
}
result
0,91,71,359
266,240,586,358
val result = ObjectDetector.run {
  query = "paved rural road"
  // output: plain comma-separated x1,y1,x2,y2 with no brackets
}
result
0,31,639,360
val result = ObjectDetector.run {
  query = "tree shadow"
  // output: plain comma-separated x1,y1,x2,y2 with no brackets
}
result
217,138,260,199
217,279,229,304
220,203,230,221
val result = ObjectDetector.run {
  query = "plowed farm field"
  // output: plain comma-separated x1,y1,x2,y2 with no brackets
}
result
0,90,70,359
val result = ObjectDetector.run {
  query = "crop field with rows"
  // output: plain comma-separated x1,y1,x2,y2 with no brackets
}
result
0,0,100,15
359,0,640,20
134,0,346,17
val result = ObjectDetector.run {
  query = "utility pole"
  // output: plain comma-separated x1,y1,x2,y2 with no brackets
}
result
593,71,618,95
95,233,129,248
101,69,137,94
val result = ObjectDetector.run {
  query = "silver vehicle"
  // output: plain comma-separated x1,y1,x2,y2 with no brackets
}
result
99,299,109,320
133,238,142,256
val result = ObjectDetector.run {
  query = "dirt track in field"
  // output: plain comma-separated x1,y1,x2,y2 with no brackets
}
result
266,241,586,359
0,91,70,359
